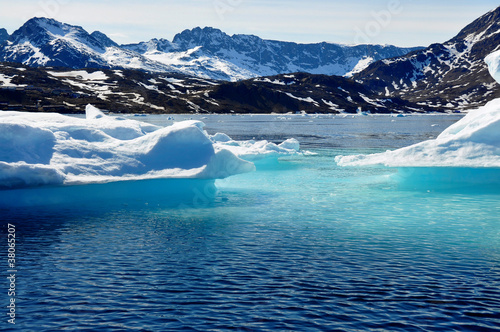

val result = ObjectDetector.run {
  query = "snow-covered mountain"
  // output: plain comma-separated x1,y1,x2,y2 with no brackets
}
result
123,27,423,80
123,40,257,81
0,28,8,44
90,31,119,48
2,18,107,68
354,6,500,111
0,18,179,73
0,18,422,81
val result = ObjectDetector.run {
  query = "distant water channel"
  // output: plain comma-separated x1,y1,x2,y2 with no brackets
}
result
2,113,499,331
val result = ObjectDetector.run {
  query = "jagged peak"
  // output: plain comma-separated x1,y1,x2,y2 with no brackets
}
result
182,26,226,35
90,31,118,48
122,37,175,53
5,17,114,57
0,28,8,43
172,26,229,44
8,17,91,45
24,17,86,35
24,17,60,27
451,5,500,42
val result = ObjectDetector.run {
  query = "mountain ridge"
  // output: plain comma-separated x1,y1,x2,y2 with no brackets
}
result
125,26,423,79
0,18,423,81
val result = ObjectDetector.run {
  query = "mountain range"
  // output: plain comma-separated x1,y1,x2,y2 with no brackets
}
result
122,27,422,79
1,6,500,114
0,18,421,81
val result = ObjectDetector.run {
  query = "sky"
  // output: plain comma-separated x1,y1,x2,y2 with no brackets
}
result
0,0,499,47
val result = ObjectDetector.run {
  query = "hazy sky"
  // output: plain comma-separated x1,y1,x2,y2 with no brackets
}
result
1,1,499,47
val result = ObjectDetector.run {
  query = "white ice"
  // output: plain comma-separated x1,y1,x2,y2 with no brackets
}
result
485,49,500,84
210,133,301,161
0,105,264,189
335,50,500,169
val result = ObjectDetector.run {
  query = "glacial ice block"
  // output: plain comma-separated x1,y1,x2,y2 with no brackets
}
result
0,105,255,189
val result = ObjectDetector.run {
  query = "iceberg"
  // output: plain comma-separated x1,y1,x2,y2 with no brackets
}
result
0,105,256,190
335,50,500,187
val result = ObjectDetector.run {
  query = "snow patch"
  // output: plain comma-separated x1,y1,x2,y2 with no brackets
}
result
48,70,109,81
345,56,374,77
285,93,319,106
254,78,286,85
0,74,27,88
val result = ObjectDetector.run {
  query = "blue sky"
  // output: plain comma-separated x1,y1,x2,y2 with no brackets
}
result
1,0,499,47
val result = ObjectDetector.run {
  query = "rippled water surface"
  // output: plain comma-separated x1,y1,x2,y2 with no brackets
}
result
1,114,500,331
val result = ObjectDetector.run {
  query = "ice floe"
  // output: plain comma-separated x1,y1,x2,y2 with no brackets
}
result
210,134,302,161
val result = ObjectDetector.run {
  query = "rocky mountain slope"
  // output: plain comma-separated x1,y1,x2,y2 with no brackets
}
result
0,64,423,114
0,18,421,81
354,6,500,111
0,28,8,43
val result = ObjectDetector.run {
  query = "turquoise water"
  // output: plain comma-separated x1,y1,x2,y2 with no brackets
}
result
1,114,500,331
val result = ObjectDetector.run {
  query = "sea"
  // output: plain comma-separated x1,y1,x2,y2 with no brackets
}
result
1,113,499,331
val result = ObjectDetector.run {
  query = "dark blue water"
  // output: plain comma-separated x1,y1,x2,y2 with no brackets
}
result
1,114,499,331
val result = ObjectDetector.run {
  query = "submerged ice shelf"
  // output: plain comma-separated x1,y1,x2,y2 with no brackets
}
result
0,105,302,191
